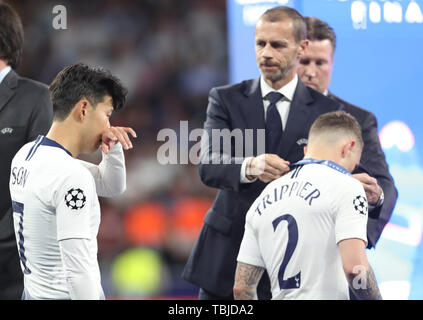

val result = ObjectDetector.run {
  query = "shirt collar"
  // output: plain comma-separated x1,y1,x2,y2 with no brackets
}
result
39,135,73,157
260,74,298,102
0,66,12,85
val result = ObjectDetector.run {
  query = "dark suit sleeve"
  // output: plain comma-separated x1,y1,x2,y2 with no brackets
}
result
27,86,53,141
359,112,398,248
198,87,244,192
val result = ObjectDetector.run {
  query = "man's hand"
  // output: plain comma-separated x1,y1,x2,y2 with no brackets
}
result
353,173,382,205
101,126,137,154
246,154,290,183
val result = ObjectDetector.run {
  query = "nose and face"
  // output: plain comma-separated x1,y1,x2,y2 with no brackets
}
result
297,39,334,94
255,19,305,88
84,95,113,153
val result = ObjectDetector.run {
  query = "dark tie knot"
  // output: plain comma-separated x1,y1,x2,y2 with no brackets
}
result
266,92,284,105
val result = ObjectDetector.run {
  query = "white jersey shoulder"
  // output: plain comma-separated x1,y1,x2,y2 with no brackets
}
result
9,136,102,300
237,162,368,300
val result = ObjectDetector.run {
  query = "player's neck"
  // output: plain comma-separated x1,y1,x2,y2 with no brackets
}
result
0,60,8,72
304,150,341,165
46,122,83,158
304,150,353,173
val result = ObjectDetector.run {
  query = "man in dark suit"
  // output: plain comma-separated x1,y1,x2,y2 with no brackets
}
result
182,6,341,300
0,2,53,299
297,16,397,251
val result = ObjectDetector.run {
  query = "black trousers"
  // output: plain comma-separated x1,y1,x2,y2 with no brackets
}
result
198,288,233,300
0,209,23,300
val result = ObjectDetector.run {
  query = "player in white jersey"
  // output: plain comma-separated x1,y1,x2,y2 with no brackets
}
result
234,111,382,300
9,64,136,300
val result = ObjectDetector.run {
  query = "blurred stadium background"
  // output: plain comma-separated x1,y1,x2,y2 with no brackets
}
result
9,0,423,299
12,0,227,299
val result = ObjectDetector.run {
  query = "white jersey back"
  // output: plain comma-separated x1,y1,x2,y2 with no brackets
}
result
237,161,368,300
9,136,101,299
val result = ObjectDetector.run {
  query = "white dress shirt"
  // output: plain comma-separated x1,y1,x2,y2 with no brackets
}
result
0,66,11,84
240,75,298,183
260,74,298,130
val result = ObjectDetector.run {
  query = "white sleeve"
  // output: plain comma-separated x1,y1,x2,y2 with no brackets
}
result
59,238,101,300
237,199,265,267
240,157,257,184
54,169,96,241
335,178,368,245
78,143,126,198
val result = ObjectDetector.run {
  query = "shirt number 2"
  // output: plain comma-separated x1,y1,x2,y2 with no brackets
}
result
272,214,300,289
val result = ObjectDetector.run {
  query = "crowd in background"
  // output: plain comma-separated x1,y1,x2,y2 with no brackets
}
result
13,0,229,298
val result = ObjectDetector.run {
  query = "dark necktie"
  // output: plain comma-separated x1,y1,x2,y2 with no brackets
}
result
265,92,284,154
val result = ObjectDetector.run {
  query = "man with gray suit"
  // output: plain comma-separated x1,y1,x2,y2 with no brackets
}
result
0,1,53,299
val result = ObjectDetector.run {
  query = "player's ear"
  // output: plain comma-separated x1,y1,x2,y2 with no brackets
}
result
341,140,355,158
73,99,89,121
303,145,308,155
297,39,308,58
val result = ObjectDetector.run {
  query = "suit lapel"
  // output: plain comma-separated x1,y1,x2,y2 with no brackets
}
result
242,78,265,130
240,78,266,156
327,91,346,110
0,70,18,113
280,80,314,156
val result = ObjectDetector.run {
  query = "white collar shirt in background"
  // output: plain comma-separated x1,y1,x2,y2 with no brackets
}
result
0,66,12,84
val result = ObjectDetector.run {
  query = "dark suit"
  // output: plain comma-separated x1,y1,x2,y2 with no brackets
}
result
182,78,340,299
328,92,398,249
0,70,53,299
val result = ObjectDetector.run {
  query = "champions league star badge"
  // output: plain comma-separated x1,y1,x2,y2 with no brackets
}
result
353,195,368,215
65,188,86,210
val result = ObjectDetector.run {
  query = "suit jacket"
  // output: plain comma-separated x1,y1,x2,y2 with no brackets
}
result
328,92,398,249
182,78,340,298
0,70,53,245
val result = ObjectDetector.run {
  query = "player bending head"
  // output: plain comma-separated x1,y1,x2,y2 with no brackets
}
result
304,110,363,172
234,110,382,300
48,63,129,156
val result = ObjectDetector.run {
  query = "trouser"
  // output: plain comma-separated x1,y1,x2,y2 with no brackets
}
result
198,288,233,300
0,209,23,300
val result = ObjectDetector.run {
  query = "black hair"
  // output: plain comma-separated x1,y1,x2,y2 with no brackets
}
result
0,1,24,69
49,63,128,121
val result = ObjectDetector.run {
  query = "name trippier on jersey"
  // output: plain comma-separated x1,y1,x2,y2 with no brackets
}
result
254,179,321,216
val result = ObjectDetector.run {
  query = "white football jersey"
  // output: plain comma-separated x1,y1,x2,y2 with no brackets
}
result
237,160,368,300
9,135,102,299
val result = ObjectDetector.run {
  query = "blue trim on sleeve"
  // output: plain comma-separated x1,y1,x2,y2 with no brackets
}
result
25,135,43,161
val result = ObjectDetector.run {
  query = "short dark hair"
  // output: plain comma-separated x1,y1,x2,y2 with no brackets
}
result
309,111,363,148
49,63,128,121
259,6,306,43
304,17,337,52
0,1,24,69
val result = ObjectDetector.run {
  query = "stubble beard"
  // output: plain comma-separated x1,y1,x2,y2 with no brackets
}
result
262,60,295,85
